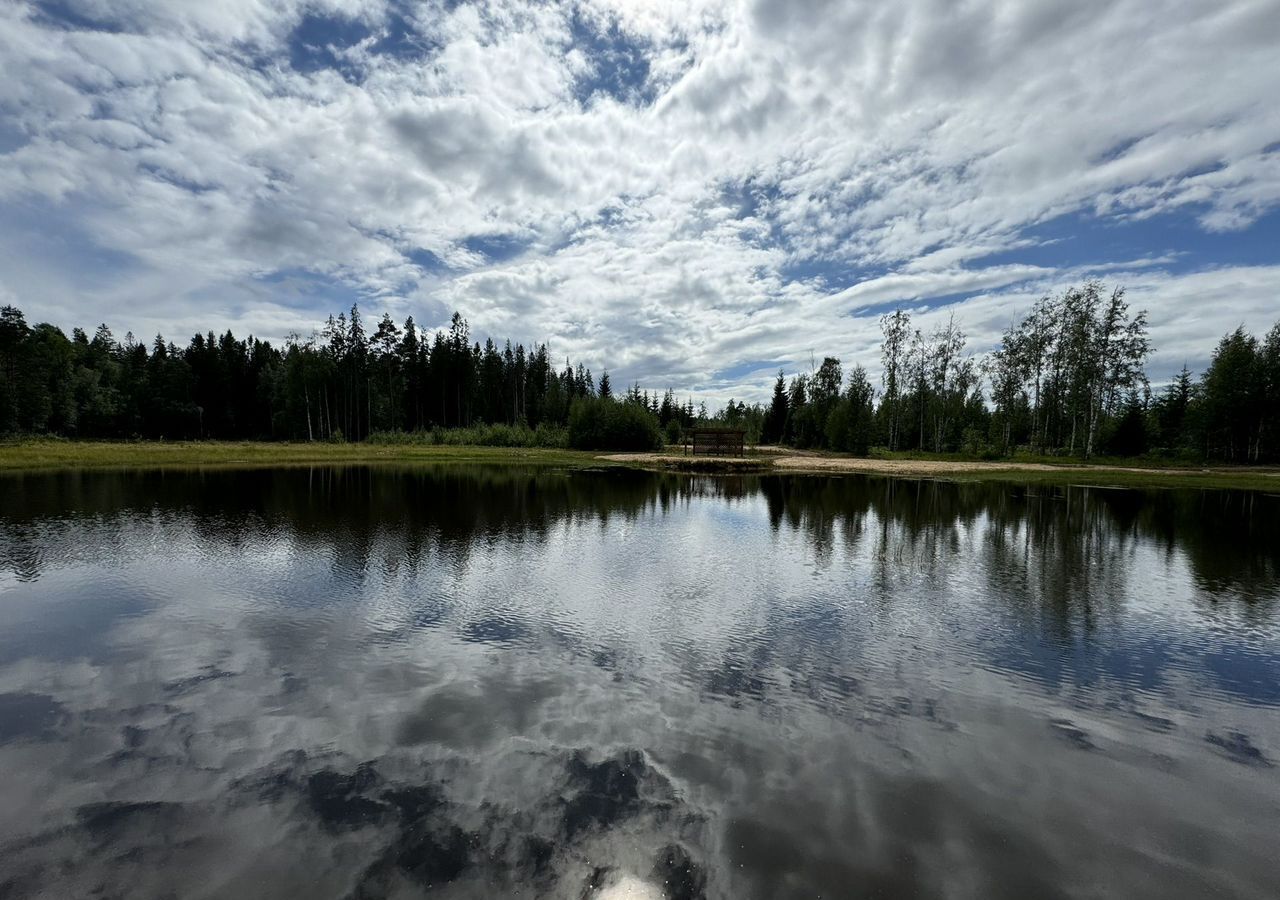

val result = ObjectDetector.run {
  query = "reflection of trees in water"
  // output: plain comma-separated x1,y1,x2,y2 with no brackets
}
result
3,469,1279,899
0,466,679,583
980,486,1138,641
3,469,1277,609
757,475,1280,608
760,475,874,564
695,476,1280,726
1140,490,1280,605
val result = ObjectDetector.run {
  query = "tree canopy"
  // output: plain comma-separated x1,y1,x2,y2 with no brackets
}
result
2,281,1278,462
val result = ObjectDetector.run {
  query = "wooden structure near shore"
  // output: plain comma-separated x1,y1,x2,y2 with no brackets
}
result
684,428,746,457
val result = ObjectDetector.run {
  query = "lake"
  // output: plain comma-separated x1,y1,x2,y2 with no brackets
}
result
1,467,1277,899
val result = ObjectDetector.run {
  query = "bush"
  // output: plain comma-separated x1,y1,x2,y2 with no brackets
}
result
962,426,999,459
663,419,683,446
567,397,663,451
366,423,569,448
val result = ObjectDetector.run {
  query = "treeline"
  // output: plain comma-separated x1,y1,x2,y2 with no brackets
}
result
751,280,1280,462
4,280,1279,462
0,305,683,450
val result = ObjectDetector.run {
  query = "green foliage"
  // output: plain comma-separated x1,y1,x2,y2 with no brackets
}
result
711,397,765,444
567,396,663,451
0,302,604,443
1197,326,1265,462
663,419,682,446
2,285,1279,465
761,371,788,444
1101,394,1148,457
984,282,1149,458
367,423,568,448
961,426,1001,460
825,365,876,456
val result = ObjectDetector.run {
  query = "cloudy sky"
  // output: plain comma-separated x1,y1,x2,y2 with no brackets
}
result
2,0,1278,404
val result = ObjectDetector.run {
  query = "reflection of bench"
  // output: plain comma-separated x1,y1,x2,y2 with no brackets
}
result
686,428,746,457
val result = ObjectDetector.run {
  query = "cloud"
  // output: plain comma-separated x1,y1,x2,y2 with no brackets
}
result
0,0,1277,404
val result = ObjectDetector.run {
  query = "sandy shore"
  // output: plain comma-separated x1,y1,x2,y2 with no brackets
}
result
3,440,1276,488
597,450,1280,485
770,455,1187,476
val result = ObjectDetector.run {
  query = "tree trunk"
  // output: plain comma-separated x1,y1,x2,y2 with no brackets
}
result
304,381,314,441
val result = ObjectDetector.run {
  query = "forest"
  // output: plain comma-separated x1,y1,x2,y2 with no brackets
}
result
1,280,1278,461
753,282,1280,463
0,306,674,451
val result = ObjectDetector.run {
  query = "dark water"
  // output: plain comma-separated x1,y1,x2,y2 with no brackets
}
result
1,467,1278,899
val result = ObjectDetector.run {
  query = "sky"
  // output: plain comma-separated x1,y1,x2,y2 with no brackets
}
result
1,0,1278,405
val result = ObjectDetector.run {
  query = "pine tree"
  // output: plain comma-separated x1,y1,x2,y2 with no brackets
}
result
762,370,788,445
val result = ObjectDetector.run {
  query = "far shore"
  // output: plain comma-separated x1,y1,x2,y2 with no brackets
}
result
3,439,1279,491
601,448,1280,490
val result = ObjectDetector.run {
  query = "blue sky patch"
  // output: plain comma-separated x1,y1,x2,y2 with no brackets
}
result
713,359,790,381
3,0,1278,403
0,121,28,154
287,12,373,77
405,247,450,274
462,234,532,265
975,206,1280,275
568,13,656,106
285,5,433,79
250,268,364,315
31,0,126,34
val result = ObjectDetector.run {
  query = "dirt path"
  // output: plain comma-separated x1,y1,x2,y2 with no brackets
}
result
772,456,1175,476
598,450,1280,482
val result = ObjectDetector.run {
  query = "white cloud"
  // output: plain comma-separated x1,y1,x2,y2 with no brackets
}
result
1,0,1277,405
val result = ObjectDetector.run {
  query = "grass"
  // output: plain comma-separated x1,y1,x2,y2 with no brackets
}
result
2,439,1278,491
0,438,604,472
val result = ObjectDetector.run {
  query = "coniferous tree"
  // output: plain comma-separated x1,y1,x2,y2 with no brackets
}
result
1,287,1276,461
762,371,788,445
1198,327,1262,462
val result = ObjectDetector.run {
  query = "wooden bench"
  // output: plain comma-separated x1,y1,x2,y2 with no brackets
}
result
685,428,746,457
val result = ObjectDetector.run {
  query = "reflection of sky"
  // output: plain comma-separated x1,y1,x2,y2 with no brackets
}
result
0,471,1277,898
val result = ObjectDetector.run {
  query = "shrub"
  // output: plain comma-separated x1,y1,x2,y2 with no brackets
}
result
663,419,683,446
567,397,663,451
366,423,569,448
961,426,993,458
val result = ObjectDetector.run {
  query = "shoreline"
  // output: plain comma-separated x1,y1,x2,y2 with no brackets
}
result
2,440,1279,490
603,451,1280,490
0,440,600,472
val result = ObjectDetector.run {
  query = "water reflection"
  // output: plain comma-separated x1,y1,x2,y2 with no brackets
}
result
0,467,1277,899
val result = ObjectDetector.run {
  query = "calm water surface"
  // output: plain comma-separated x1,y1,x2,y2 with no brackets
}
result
1,467,1278,899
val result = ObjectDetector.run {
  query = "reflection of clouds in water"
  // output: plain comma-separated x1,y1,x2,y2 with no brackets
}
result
2,672,709,897
594,874,665,899
0,692,67,743
395,675,564,750
0,469,1278,897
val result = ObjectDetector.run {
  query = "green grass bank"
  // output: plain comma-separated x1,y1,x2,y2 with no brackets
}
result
0,439,604,472
2,439,1279,491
